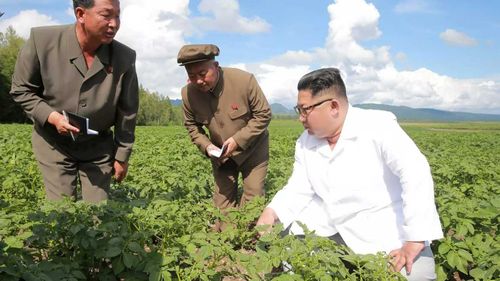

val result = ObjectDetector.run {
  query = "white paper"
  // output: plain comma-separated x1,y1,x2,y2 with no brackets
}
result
208,143,227,158
84,116,98,135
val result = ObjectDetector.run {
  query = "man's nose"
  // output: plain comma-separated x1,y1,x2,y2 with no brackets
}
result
108,17,119,28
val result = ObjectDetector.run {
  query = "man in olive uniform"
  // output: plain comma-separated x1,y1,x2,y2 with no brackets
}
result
178,44,271,229
10,0,138,202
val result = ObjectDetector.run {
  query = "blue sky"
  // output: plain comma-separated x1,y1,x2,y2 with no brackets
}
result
1,0,499,113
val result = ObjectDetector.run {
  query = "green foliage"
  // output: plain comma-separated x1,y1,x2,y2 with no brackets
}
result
0,121,499,280
403,123,500,281
0,26,29,123
137,86,183,126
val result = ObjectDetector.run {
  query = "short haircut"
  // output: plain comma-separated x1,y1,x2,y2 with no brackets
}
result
297,68,347,99
73,0,94,9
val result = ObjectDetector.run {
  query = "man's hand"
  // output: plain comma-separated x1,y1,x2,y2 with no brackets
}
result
113,160,128,183
256,207,278,236
47,111,79,136
389,241,425,274
221,137,238,158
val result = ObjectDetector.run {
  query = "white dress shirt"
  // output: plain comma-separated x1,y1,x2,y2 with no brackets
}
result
267,105,443,254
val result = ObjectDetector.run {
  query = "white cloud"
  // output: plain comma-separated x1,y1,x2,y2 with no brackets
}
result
440,29,478,47
115,0,191,98
324,0,386,66
194,0,270,33
253,64,311,104
0,10,59,38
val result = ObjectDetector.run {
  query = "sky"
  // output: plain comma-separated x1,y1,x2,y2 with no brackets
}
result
1,0,499,114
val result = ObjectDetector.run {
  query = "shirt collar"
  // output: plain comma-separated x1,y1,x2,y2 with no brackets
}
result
64,24,82,61
209,67,224,97
339,104,359,140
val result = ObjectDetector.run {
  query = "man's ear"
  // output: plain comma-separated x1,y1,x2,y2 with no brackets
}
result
213,61,219,68
330,99,340,115
75,7,85,23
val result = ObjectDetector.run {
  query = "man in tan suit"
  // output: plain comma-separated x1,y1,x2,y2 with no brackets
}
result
10,0,138,202
178,44,271,229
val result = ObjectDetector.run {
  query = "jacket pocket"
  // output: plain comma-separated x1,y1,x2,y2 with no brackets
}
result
229,106,249,120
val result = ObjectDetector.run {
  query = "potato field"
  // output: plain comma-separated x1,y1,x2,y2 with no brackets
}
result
0,120,498,281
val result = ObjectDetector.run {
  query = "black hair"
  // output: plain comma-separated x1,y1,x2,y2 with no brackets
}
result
73,0,94,9
297,68,347,99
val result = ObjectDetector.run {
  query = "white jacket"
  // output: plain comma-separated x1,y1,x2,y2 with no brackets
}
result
268,106,443,254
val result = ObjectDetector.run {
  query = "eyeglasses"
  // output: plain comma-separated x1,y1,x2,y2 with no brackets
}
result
294,99,333,116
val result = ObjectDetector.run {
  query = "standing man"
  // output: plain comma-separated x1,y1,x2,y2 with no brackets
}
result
178,44,271,230
10,0,139,202
257,68,443,280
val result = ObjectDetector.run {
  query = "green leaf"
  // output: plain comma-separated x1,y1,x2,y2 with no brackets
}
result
149,270,161,281
469,268,486,279
446,251,459,268
4,236,23,248
438,242,450,255
70,224,84,234
128,241,143,253
123,252,139,268
457,249,473,262
464,222,475,234
456,258,468,274
112,256,125,275
17,231,32,240
108,237,124,246
71,270,86,280
435,265,448,281
106,246,122,258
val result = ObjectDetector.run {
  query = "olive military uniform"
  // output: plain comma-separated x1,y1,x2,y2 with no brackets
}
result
10,24,139,202
179,44,272,217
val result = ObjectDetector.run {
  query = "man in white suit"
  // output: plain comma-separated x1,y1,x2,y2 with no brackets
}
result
257,68,443,280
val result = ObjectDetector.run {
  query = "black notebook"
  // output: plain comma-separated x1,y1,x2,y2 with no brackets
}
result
62,110,98,141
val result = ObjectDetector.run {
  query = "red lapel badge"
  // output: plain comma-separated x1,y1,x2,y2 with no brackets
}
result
231,103,239,110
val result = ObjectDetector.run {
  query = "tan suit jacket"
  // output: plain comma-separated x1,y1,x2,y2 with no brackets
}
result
10,24,138,162
182,67,271,165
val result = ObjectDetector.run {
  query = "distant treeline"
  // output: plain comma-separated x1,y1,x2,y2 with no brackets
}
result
137,86,183,126
0,27,182,126
0,27,28,123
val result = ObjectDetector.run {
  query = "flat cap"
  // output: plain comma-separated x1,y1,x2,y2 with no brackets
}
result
177,44,220,66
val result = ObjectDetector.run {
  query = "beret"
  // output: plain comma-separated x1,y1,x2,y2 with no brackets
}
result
177,44,220,66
